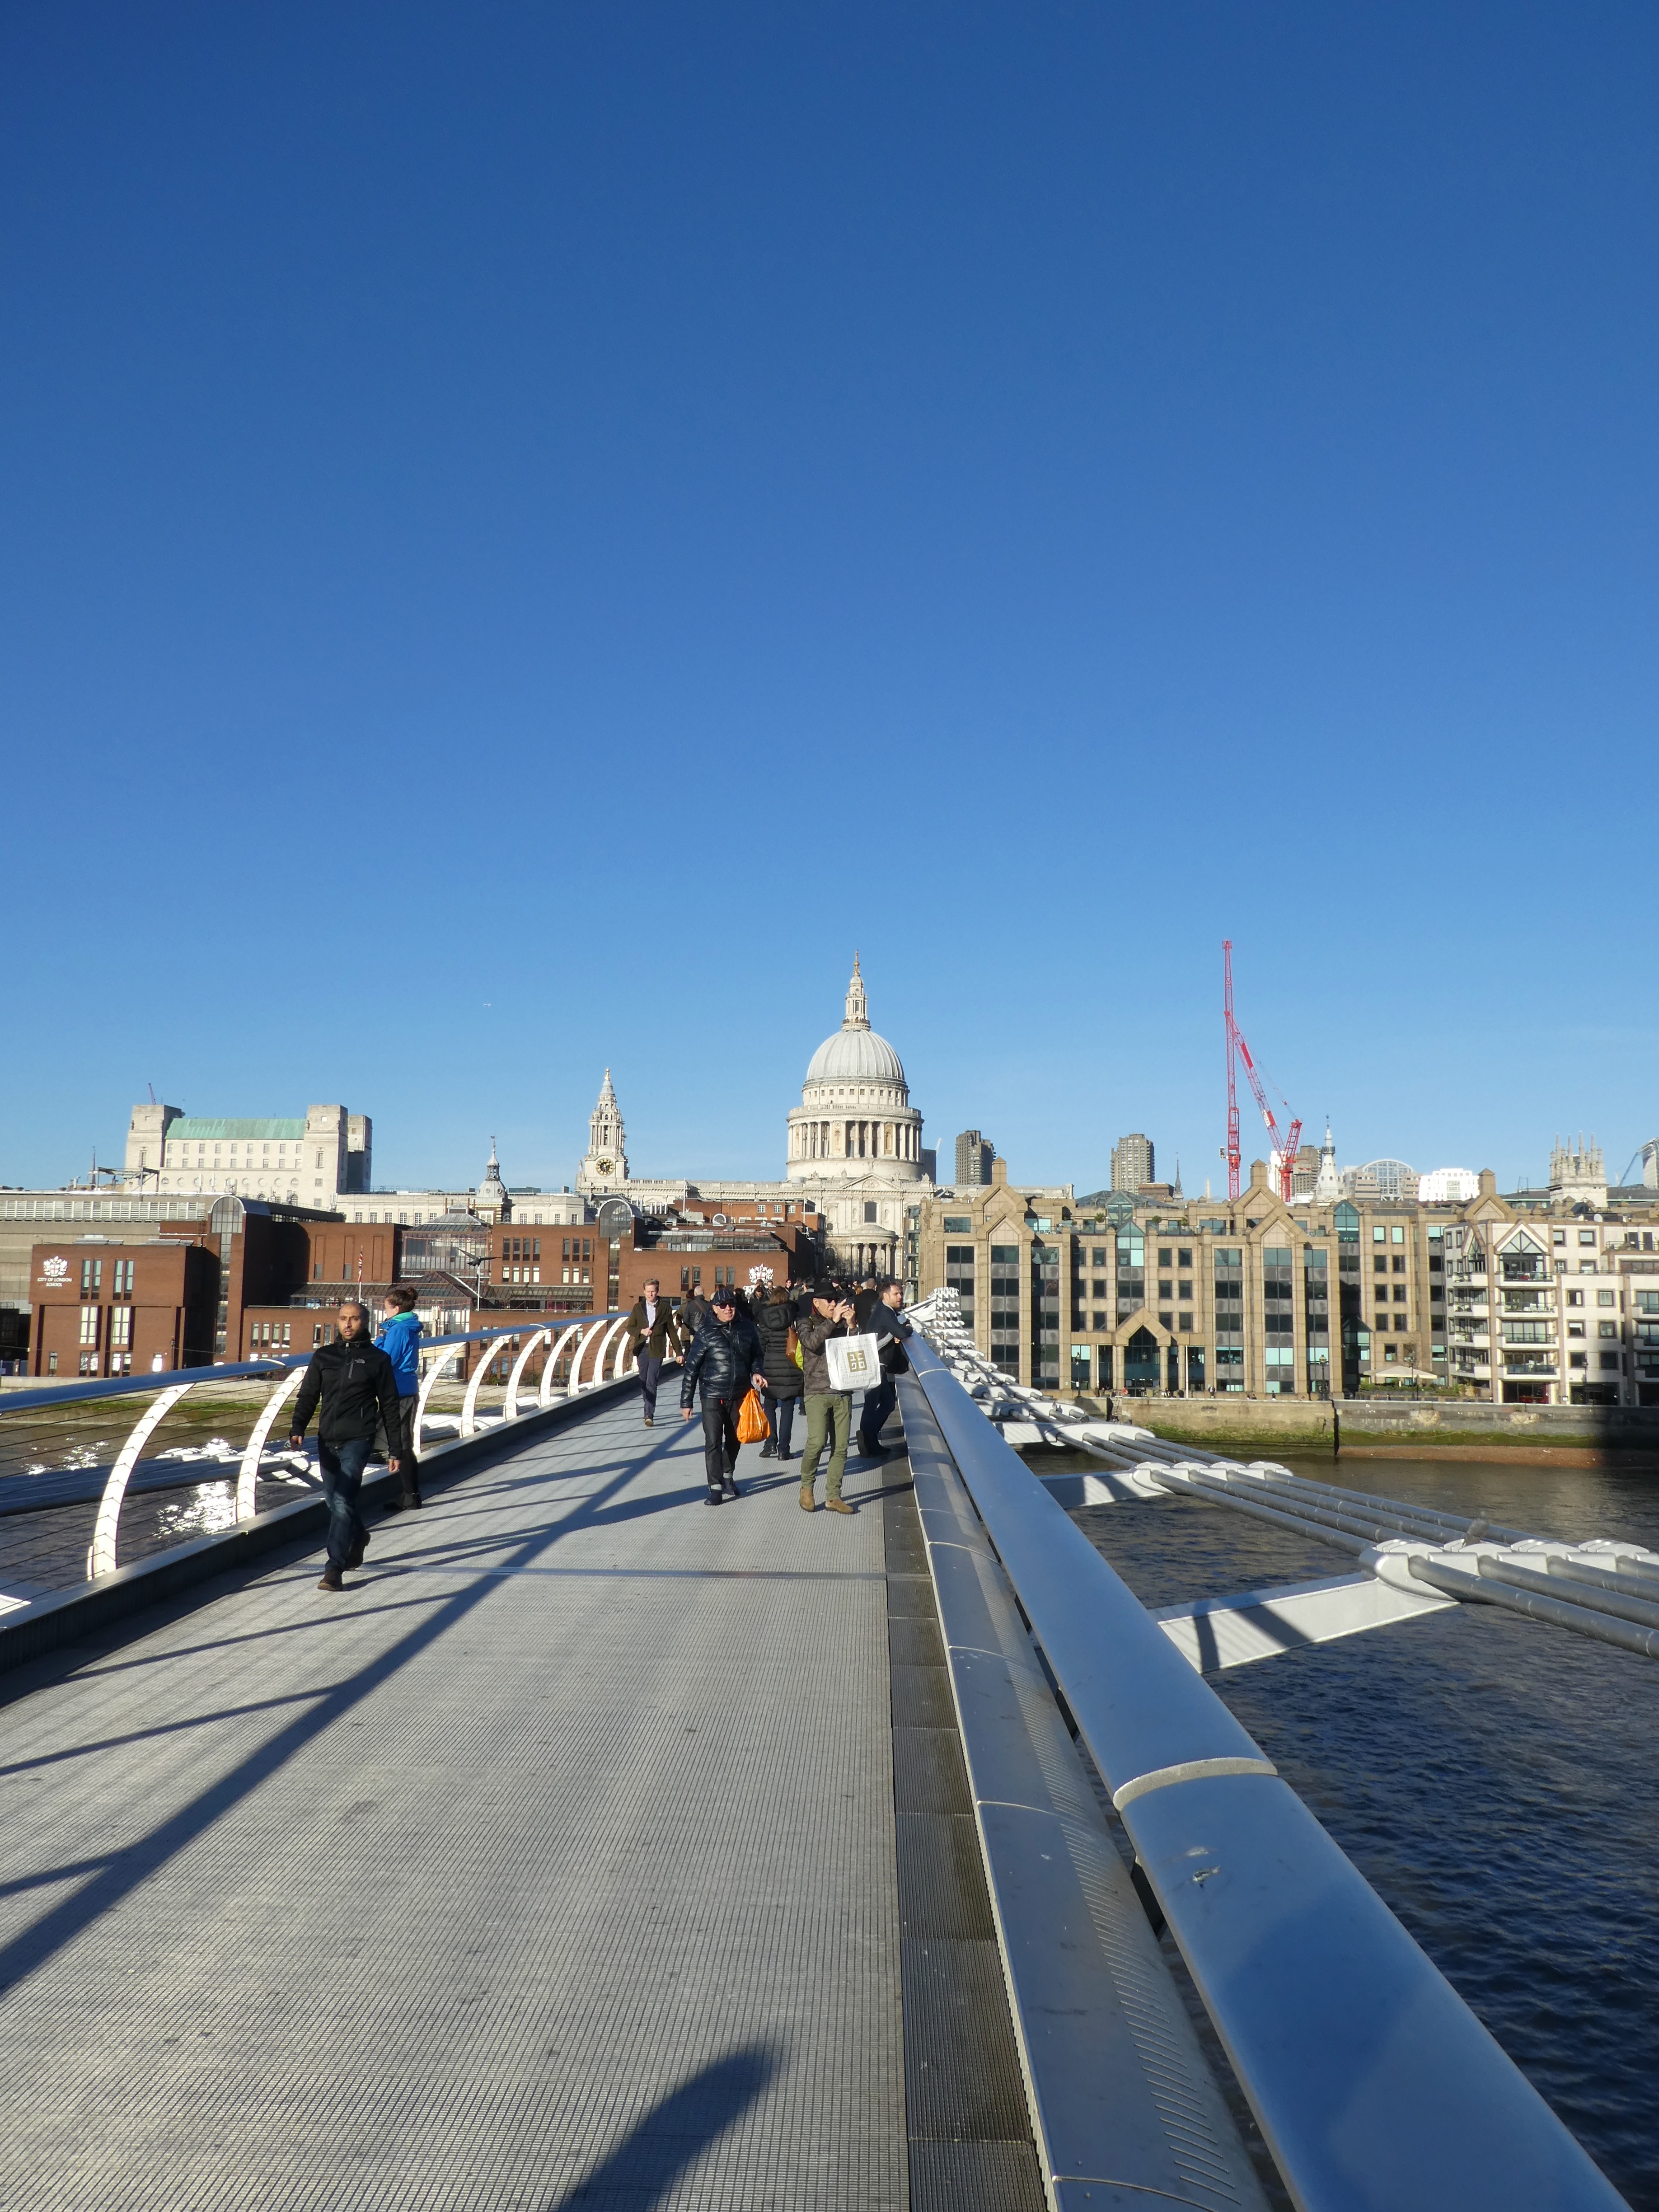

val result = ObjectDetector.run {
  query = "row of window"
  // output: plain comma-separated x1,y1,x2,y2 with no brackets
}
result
167,1143,315,1162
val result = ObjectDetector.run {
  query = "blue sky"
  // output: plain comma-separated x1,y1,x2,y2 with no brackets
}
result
3,4,1656,1198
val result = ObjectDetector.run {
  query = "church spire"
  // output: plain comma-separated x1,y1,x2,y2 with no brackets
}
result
844,953,869,1031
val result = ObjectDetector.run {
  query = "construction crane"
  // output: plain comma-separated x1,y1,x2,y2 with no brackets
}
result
1221,941,1302,1202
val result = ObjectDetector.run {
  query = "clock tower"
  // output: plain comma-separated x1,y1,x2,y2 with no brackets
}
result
576,1068,629,1196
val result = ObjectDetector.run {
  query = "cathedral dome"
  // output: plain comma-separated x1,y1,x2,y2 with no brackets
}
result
803,956,906,1091
806,1026,905,1087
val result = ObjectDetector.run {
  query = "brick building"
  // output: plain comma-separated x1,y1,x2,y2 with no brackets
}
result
28,1241,219,1377
22,1196,344,1377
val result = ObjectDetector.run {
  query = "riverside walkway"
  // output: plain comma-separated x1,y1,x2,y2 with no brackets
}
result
0,1396,927,2211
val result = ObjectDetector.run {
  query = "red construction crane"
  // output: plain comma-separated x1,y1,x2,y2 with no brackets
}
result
1222,941,1302,1202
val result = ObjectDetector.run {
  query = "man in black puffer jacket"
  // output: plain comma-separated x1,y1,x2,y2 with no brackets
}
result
290,1302,404,1590
680,1286,767,1504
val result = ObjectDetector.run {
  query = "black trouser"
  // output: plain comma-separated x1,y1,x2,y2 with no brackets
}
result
762,1387,799,1456
858,1373,898,1453
393,1395,421,1503
700,1393,740,1490
637,1353,664,1419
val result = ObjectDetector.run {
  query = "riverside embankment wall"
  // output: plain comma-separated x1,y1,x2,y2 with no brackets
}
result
1074,1395,1659,1464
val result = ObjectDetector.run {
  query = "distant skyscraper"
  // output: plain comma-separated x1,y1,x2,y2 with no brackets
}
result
955,1129,993,1186
1110,1132,1154,1193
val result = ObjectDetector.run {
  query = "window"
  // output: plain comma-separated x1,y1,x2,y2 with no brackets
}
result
1579,1231,1597,1247
47,1351,57,1373
1158,1248,1172,1266
864,1202,878,1224
944,1217,971,1233
1391,1227,1404,1245
1178,1249,1191,1268
1373,1227,1385,1243
113,1259,134,1295
79,1306,99,1346
1567,1289,1584,1308
1598,1321,1617,1339
1597,1290,1616,1308
1092,1247,1106,1266
1393,1286,1407,1304
1374,1256,1388,1274
1392,1256,1406,1274
109,1307,131,1349
80,1258,103,1294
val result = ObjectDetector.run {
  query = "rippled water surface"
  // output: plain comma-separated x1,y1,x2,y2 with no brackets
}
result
1073,1454,1659,2210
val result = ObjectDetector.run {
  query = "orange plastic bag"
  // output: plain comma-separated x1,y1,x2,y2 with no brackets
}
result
736,1388,770,1444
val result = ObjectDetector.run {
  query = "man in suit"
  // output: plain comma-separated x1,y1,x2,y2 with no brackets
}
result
624,1277,683,1427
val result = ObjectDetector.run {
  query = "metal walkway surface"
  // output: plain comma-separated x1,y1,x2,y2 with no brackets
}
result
0,1397,908,2210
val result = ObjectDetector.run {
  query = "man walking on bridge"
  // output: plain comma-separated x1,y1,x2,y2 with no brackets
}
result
624,1277,682,1428
290,1302,405,1590
680,1286,766,1505
856,1278,912,1463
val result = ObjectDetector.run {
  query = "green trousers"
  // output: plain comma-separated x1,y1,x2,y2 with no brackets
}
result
801,1392,851,1500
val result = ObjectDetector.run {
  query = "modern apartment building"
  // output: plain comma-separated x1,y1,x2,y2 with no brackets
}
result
1443,1175,1659,1406
916,1157,1659,1404
1109,1132,1154,1194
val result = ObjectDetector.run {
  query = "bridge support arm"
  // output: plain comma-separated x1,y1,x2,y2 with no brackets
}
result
1153,1570,1453,1674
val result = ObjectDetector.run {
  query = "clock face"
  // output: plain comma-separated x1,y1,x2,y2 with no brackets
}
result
596,1158,614,1176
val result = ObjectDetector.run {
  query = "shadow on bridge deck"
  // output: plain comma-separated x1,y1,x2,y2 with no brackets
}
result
0,1396,913,2210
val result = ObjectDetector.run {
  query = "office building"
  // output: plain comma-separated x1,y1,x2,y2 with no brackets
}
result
955,1130,994,1186
1110,1133,1154,1194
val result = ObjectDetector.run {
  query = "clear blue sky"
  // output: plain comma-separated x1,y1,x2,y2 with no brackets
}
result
3,5,1656,1198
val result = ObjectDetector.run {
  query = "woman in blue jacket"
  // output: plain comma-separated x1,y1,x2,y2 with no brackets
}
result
375,1290,425,1511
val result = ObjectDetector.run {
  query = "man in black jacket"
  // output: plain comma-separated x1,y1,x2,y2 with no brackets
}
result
857,1279,913,1462
289,1303,405,1590
680,1287,767,1505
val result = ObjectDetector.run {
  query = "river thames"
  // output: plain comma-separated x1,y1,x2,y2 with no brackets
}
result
1075,1453,1659,2211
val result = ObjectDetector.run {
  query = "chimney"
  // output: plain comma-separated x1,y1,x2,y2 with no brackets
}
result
991,1156,1008,1186
1478,1168,1497,1197
1248,1158,1268,1191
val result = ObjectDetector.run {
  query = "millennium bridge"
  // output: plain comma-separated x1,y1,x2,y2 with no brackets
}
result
0,1300,1642,2211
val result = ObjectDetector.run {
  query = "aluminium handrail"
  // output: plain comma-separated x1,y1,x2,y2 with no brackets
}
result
0,1358,300,1415
905,1333,1626,2212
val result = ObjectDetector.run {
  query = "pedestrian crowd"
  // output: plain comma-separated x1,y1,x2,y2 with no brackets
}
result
290,1269,913,1592
665,1270,911,1513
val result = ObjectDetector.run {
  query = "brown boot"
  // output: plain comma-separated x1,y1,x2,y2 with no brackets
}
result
826,1496,855,1515
799,1486,815,1511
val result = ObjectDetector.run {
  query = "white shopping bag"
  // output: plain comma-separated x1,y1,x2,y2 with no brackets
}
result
825,1332,881,1393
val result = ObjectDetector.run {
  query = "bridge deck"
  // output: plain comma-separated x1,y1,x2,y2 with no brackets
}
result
0,1397,911,2209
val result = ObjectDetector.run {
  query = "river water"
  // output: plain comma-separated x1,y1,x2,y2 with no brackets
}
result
1073,1453,1659,2211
